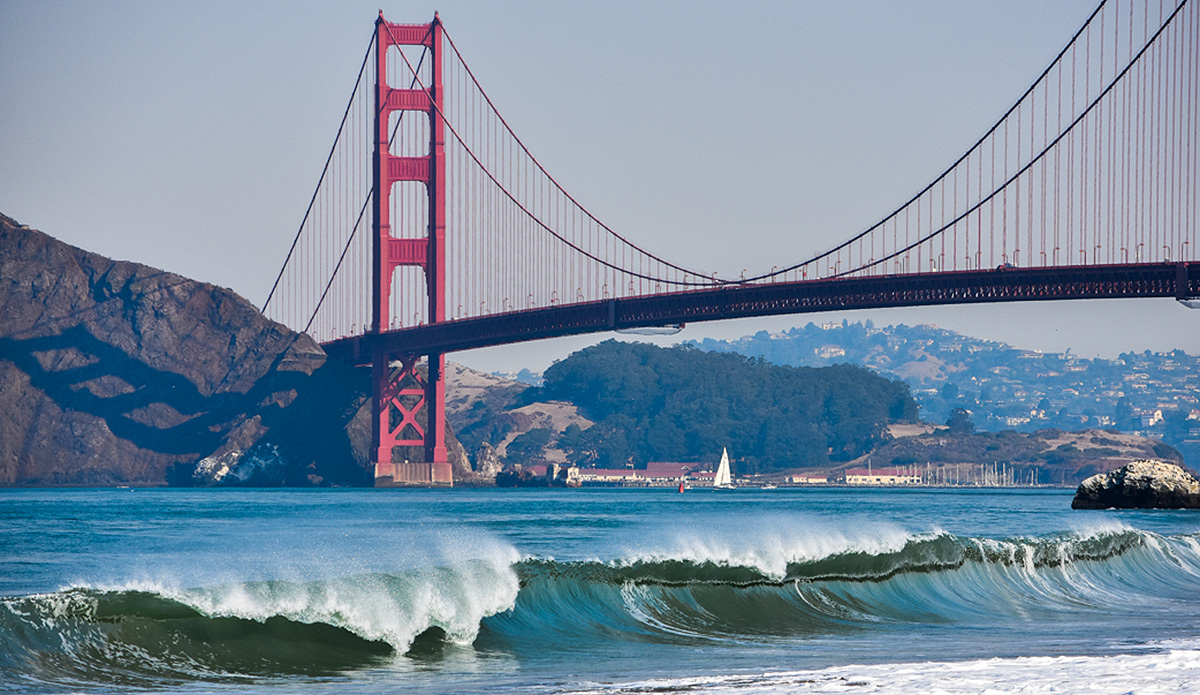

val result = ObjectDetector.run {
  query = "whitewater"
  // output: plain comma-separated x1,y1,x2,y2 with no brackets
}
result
3,487,1200,694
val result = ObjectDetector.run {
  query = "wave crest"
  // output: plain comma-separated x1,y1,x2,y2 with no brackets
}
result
0,551,520,685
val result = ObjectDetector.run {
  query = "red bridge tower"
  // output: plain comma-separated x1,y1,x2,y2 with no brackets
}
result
370,13,451,485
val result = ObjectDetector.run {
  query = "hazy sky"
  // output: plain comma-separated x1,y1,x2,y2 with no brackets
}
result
2,0,1196,373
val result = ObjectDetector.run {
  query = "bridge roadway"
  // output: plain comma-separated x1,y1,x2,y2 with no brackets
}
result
323,262,1200,364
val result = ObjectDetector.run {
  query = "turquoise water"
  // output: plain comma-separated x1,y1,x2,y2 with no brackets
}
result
4,487,1200,693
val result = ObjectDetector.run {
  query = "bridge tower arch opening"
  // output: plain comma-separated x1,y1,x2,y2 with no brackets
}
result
371,12,450,484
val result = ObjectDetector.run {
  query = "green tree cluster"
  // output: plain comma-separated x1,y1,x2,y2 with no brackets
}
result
532,340,917,471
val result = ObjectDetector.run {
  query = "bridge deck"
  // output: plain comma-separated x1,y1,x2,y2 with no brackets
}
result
323,262,1199,364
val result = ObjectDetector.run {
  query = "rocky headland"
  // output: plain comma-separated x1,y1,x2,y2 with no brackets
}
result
1072,459,1200,509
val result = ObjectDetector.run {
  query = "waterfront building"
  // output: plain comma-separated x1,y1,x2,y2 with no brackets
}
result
843,467,922,486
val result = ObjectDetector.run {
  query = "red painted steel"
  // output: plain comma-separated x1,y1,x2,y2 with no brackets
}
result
387,155,431,182
371,12,448,473
428,15,448,465
388,238,428,266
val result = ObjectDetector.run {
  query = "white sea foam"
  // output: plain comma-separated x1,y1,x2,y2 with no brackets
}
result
563,648,1200,694
77,533,523,653
614,515,927,580
177,558,519,650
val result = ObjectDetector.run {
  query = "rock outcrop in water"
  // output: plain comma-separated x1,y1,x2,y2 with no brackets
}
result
1071,459,1200,509
0,214,469,486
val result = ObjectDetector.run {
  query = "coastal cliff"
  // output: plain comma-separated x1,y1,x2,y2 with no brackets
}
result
0,214,467,486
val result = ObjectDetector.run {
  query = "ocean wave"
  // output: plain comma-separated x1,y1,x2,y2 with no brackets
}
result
0,588,393,687
0,550,520,686
5,524,1200,685
486,524,1200,643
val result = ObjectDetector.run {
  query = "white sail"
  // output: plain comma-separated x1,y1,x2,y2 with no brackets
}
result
713,448,733,488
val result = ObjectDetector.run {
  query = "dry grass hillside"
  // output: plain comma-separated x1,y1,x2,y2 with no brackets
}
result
445,362,594,469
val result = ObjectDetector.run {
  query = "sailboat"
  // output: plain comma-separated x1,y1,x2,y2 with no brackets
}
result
713,448,735,489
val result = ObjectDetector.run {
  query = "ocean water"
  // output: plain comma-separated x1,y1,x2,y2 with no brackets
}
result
3,487,1200,694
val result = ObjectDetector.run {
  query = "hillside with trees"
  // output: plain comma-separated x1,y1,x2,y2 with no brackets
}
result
519,340,917,472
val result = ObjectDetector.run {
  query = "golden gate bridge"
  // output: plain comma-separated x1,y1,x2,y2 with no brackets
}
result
262,0,1199,484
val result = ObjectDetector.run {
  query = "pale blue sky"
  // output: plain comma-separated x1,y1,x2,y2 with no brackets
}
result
2,1,1195,372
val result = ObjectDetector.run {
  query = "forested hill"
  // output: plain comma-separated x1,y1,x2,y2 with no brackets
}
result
528,340,917,472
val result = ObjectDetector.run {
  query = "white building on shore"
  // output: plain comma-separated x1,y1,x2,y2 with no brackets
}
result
843,467,922,486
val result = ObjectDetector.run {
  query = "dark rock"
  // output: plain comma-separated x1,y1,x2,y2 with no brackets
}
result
1071,459,1200,509
494,466,548,488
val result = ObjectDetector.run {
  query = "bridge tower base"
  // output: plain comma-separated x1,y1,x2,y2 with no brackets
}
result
370,13,450,486
374,461,454,487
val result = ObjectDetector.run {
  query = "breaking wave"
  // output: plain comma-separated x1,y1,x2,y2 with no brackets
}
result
0,552,520,688
5,523,1200,686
